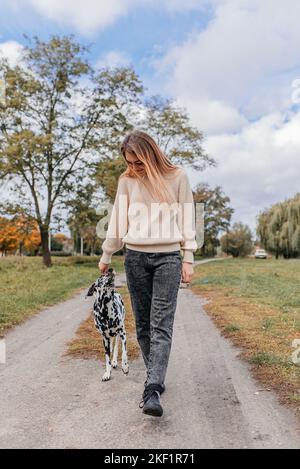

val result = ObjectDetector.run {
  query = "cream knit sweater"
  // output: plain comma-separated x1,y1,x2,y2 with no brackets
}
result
99,167,198,264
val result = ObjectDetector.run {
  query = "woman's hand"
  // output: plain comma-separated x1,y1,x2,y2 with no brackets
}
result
181,262,194,284
98,261,109,274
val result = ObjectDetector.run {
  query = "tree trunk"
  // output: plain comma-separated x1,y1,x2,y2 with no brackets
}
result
73,235,77,255
80,236,84,256
91,239,96,256
40,227,52,267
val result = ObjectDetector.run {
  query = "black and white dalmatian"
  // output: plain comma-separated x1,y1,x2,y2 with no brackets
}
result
86,268,129,381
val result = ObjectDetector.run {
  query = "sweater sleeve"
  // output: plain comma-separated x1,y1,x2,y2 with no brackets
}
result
99,177,129,264
178,169,198,264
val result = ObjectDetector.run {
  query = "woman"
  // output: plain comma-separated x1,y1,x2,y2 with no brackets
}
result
98,130,197,417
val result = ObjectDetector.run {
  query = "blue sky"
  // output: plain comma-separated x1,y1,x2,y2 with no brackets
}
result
1,0,300,234
0,1,212,94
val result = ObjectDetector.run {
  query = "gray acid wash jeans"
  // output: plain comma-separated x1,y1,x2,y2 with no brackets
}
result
124,247,182,390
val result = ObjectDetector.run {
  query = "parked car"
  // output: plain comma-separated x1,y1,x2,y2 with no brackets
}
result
255,249,267,259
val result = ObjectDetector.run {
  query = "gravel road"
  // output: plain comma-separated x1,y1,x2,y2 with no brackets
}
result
0,269,299,449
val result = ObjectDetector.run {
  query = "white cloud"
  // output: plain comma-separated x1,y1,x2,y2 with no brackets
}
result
151,0,300,230
157,0,300,119
192,110,300,231
6,0,207,35
96,50,131,69
0,41,23,66
26,0,132,34
174,96,248,135
1,0,299,234
148,0,211,11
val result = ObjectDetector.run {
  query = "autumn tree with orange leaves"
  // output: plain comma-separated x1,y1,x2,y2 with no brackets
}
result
0,216,41,256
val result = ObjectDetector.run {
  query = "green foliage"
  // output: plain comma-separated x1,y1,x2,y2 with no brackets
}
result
94,95,216,199
194,183,234,256
0,34,216,266
94,157,127,201
221,222,253,257
138,95,215,171
257,193,300,258
0,36,144,266
66,183,103,255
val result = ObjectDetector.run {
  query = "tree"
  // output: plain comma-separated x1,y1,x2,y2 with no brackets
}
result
66,183,103,256
221,222,253,258
257,193,300,259
193,183,234,256
51,234,64,252
0,214,40,255
94,95,216,200
24,224,41,254
140,96,214,170
14,214,41,255
0,35,143,266
0,217,18,255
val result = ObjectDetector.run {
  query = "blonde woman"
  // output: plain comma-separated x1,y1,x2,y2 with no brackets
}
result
99,130,197,417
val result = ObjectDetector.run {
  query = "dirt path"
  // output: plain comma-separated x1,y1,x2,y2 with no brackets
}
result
0,272,299,449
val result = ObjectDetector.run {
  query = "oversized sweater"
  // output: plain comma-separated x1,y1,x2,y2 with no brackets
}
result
99,167,198,264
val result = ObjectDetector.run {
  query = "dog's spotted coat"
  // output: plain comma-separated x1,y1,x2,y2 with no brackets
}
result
86,268,129,381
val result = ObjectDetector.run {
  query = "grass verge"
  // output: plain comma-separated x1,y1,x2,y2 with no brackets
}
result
0,255,124,336
66,285,140,362
192,258,300,415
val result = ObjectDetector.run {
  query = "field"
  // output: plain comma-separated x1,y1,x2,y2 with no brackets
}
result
0,255,123,336
192,258,300,413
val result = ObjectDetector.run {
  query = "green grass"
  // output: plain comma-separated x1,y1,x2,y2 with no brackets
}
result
249,351,291,367
223,323,241,333
192,257,300,414
193,258,300,312
0,255,125,336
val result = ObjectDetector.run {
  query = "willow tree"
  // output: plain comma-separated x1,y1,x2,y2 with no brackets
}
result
0,36,143,266
257,193,300,258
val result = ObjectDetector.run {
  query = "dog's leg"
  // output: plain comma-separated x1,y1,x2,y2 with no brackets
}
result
102,337,111,381
120,332,129,375
112,336,119,368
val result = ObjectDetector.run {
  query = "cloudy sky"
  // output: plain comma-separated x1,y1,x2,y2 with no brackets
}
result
1,0,300,234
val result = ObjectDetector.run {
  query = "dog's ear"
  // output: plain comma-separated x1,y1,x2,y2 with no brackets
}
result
86,282,96,297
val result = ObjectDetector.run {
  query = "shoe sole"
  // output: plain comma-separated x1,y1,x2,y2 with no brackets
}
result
143,406,163,417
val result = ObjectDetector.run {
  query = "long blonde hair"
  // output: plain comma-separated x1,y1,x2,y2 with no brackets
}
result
120,130,179,203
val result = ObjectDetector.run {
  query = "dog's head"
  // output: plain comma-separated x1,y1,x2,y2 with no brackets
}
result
86,268,116,297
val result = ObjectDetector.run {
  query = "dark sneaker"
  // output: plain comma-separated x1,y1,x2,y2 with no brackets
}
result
140,384,164,417
144,381,166,394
